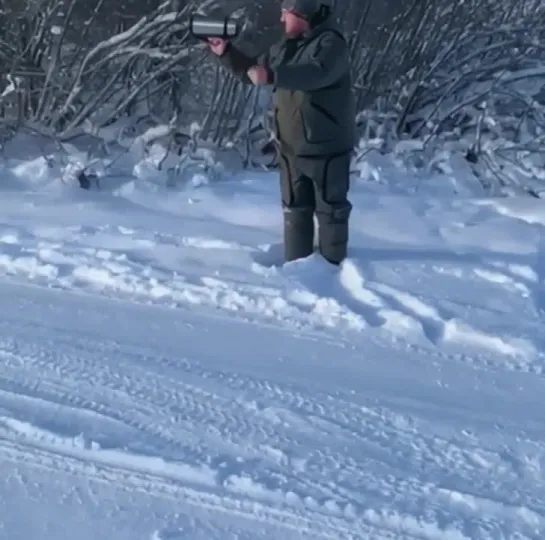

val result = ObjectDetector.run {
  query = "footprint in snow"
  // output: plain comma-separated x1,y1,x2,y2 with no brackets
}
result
251,242,284,268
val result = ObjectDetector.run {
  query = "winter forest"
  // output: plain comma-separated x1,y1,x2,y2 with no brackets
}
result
1,0,544,193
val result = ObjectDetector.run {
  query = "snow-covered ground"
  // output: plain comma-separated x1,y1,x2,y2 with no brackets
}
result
0,139,544,540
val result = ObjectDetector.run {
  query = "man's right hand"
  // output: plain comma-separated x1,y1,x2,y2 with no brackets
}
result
208,38,228,56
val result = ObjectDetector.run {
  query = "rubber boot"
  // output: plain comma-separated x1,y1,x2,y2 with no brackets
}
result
283,207,315,262
316,202,352,265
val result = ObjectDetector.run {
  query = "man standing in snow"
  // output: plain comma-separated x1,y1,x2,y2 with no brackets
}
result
207,0,355,265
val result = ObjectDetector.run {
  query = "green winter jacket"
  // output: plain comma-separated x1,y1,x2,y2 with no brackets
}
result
218,18,356,157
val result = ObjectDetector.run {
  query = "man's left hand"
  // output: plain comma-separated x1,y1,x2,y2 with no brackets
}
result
247,65,269,84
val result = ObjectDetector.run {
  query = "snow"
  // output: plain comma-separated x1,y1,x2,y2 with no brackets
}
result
0,135,544,540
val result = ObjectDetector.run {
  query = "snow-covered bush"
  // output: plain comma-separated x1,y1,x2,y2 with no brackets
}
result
0,0,544,194
0,0,255,187
347,0,545,195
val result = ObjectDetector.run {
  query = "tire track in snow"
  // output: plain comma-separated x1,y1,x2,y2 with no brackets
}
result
0,228,543,538
2,422,542,540
0,436,366,540
0,333,376,515
0,338,283,465
0,331,543,539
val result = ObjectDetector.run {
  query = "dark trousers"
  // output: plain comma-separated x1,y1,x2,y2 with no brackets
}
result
278,151,352,265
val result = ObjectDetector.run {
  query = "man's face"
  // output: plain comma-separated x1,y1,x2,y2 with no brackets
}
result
281,9,309,37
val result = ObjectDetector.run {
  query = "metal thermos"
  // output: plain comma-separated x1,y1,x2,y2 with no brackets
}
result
189,15,240,39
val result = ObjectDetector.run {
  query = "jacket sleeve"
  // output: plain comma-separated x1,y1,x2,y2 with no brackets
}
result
218,43,274,84
272,32,348,91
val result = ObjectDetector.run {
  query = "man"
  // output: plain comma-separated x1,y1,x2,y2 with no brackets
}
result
208,0,356,265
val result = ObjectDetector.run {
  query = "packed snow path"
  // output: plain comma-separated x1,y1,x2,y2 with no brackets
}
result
0,152,544,539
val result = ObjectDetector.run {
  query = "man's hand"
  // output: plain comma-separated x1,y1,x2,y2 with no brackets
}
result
247,65,269,84
208,37,227,56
